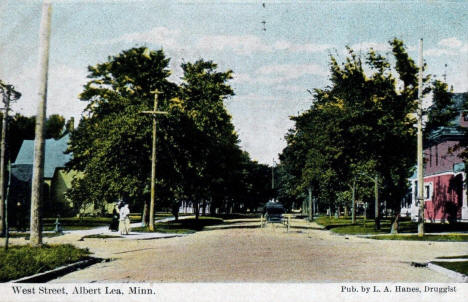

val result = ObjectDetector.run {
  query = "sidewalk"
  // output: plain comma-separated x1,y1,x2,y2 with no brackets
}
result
57,216,194,240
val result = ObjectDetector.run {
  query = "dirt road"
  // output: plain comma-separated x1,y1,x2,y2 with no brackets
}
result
44,219,468,282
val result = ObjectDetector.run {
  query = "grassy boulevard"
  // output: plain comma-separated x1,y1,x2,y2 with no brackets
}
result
315,216,468,237
0,215,225,281
0,244,90,282
315,215,468,276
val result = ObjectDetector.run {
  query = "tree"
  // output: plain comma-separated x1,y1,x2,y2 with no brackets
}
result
67,47,178,215
67,49,249,221
45,114,66,139
425,80,458,135
0,81,21,236
279,38,450,233
177,59,242,218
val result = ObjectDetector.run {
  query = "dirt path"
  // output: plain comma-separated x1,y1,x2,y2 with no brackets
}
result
44,219,468,283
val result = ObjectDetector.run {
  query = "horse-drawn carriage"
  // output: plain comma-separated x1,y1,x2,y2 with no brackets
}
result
261,201,290,231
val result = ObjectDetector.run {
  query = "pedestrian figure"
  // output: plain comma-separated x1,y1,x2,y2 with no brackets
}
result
109,203,119,232
119,203,131,235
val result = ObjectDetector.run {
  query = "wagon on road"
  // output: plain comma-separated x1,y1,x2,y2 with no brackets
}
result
261,202,291,231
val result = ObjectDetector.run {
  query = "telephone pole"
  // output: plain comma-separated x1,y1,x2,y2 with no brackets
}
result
271,159,275,202
0,83,21,237
351,177,356,224
0,91,7,237
141,89,168,231
417,38,425,237
30,2,52,246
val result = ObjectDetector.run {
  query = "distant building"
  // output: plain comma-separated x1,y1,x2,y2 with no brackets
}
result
10,134,82,217
402,93,468,222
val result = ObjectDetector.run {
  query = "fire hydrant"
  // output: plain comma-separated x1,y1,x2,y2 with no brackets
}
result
54,216,63,234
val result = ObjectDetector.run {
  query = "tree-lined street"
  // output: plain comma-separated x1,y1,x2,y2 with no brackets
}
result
0,1,467,291
47,220,464,282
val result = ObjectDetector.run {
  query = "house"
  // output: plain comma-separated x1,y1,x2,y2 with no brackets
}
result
401,93,468,222
10,134,82,217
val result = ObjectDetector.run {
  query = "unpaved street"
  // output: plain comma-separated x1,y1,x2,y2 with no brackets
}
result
42,219,468,282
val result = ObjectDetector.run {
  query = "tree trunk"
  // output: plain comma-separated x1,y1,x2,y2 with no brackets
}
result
141,202,148,226
30,3,52,246
202,200,206,216
171,201,179,221
194,201,199,220
390,213,400,234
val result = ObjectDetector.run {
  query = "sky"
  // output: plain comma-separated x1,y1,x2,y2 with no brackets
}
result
1,0,467,164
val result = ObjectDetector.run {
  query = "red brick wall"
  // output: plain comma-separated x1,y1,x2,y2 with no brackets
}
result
424,173,463,221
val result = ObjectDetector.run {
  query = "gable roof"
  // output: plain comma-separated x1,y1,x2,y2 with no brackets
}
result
14,134,72,179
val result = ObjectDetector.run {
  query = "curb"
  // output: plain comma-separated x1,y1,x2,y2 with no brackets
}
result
11,257,106,283
427,262,468,282
133,234,186,240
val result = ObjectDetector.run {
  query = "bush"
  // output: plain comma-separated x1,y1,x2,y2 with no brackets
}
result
0,244,90,282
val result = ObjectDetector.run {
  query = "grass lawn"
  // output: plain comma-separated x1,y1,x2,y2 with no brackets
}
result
432,261,468,275
436,255,468,259
8,232,62,240
41,217,112,232
212,213,261,220
0,244,90,282
369,234,468,242
15,214,168,232
133,217,223,234
315,216,468,235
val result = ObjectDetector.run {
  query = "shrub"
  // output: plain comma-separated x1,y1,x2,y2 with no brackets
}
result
0,244,90,282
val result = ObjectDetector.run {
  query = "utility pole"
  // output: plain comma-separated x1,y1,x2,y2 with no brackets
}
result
4,160,11,251
141,89,168,231
307,186,312,221
30,2,52,246
351,177,356,224
0,83,21,237
0,91,7,237
271,159,275,202
374,174,379,230
417,38,425,237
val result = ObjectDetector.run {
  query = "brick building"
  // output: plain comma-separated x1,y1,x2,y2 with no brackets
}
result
402,93,467,222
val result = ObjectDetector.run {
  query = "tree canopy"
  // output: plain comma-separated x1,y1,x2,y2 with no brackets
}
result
66,47,272,217
278,38,452,232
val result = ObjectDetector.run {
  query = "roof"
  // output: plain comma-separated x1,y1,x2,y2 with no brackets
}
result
11,164,33,182
14,134,72,179
426,92,467,144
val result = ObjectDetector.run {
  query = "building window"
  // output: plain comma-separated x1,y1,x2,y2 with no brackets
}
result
425,185,430,199
435,145,438,166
